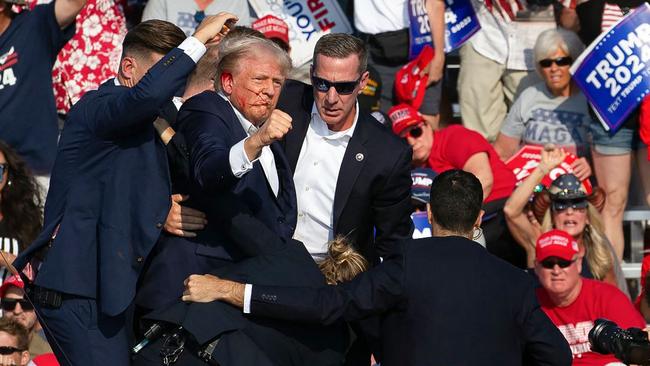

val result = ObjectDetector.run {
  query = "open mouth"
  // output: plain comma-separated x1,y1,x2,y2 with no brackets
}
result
562,219,578,228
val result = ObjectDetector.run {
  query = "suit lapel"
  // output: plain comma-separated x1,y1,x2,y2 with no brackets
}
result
284,109,310,173
333,115,369,232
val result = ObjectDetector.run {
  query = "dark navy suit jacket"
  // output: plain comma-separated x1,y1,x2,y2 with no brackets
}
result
14,48,196,316
249,236,573,366
135,91,297,311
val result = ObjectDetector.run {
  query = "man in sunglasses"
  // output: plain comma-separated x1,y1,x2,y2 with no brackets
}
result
388,103,524,266
0,318,30,366
0,276,49,359
534,229,645,363
275,32,413,365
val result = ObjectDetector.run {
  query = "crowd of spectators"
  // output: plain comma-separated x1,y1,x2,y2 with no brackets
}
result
0,0,649,365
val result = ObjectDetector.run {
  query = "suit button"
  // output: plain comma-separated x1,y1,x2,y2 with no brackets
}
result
137,256,144,263
156,222,163,229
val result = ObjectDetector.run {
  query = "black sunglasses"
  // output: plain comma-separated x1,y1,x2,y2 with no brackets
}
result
540,258,575,269
539,56,573,68
1,298,34,312
311,75,361,95
0,346,23,355
404,126,423,139
551,199,588,212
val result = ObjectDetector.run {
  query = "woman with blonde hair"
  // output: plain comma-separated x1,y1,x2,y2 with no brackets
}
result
319,236,369,285
503,146,625,290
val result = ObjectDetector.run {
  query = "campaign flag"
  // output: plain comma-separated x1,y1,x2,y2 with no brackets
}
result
505,145,593,193
249,0,353,67
570,4,650,134
411,211,432,239
408,0,481,59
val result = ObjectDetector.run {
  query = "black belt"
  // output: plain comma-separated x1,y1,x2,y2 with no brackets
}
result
27,285,65,309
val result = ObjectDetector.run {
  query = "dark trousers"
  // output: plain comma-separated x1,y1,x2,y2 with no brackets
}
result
36,297,130,366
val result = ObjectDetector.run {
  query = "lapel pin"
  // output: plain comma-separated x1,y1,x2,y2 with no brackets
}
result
355,153,364,162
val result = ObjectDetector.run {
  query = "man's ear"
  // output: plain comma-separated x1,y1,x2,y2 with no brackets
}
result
427,203,433,225
221,72,234,95
119,56,137,85
357,70,370,94
20,350,29,366
474,209,485,228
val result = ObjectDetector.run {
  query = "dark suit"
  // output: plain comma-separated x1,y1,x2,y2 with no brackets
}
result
134,92,347,365
278,80,413,364
249,236,573,366
278,80,413,262
135,91,297,312
13,48,196,365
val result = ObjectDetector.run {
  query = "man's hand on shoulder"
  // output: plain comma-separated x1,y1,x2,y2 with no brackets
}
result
182,274,245,308
193,12,238,44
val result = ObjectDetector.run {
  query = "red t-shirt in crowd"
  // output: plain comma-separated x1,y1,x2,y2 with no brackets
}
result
537,279,646,365
427,125,516,202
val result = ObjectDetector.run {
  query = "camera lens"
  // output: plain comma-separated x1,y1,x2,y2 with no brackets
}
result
589,318,620,355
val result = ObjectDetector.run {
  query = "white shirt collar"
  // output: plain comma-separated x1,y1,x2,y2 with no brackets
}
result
310,101,359,141
113,78,121,86
218,92,258,136
172,96,184,111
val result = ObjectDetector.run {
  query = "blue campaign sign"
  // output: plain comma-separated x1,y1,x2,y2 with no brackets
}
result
411,211,432,239
443,0,481,53
570,4,650,133
408,0,481,59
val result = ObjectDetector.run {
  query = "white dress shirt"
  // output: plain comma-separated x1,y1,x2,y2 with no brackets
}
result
225,94,279,197
292,103,359,261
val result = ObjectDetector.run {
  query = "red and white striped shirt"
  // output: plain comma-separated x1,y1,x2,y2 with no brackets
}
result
601,2,626,31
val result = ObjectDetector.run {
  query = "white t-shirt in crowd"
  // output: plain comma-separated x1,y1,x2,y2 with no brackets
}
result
354,0,409,34
142,0,251,36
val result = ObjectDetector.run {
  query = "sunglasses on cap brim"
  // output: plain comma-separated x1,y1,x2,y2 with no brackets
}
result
311,75,361,95
551,199,588,212
540,257,576,269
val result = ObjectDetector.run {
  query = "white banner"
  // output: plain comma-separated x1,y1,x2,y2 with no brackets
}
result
249,0,353,67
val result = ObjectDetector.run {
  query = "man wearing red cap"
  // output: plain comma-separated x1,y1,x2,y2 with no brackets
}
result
389,103,524,266
0,276,51,358
534,229,645,365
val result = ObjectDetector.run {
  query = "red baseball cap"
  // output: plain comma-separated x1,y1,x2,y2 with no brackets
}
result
536,229,579,261
394,45,434,110
0,274,24,298
389,103,424,136
252,15,290,45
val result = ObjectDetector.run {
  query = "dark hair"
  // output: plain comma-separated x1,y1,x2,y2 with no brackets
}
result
122,20,186,59
0,140,42,250
429,170,483,233
0,318,29,351
313,33,368,74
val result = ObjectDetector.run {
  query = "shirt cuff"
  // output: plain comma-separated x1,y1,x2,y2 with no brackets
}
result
229,137,257,177
178,36,207,64
243,284,253,314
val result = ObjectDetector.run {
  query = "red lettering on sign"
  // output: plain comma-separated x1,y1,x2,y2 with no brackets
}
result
307,0,324,12
318,18,336,32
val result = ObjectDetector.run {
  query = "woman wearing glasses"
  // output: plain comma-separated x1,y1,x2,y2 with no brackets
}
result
0,141,42,284
494,28,592,181
503,146,626,291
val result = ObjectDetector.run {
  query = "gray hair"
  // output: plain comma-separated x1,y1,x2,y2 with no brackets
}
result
215,35,292,91
534,28,585,75
313,33,368,75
